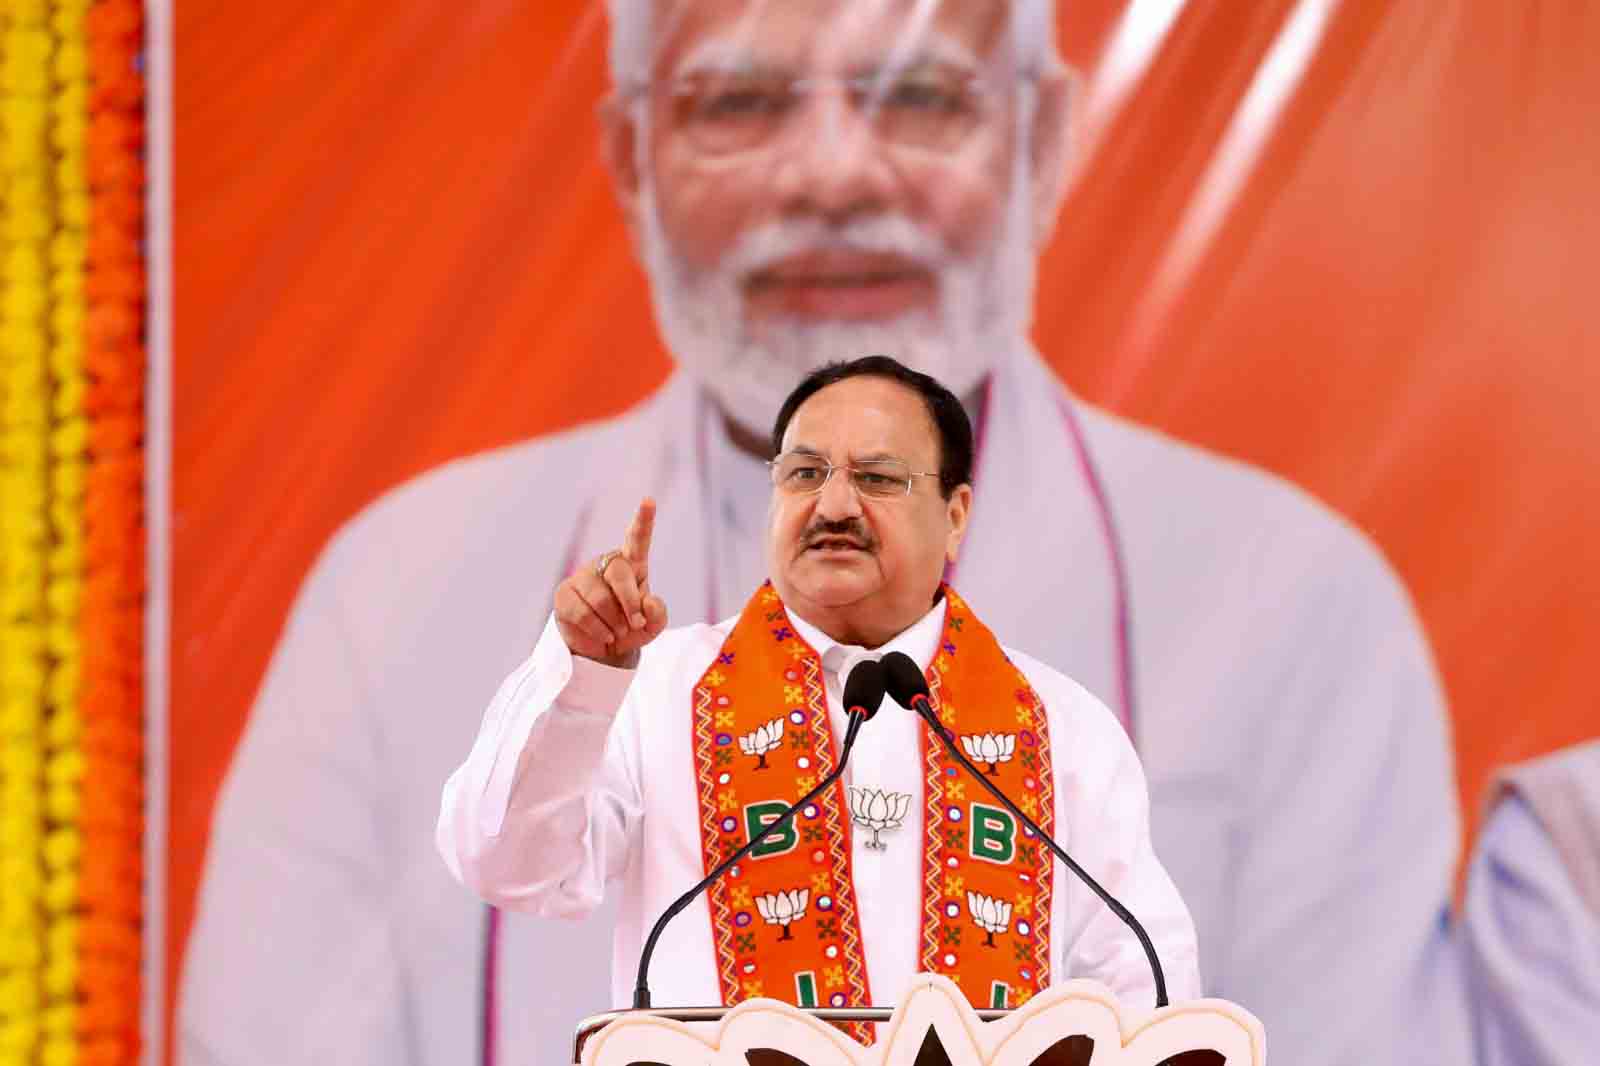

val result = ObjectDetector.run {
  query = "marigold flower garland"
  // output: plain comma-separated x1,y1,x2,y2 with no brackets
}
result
78,0,144,1062
0,0,143,1063
44,3,92,1066
1,4,60,1063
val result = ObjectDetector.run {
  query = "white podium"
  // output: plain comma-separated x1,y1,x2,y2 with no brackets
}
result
574,973,1263,1065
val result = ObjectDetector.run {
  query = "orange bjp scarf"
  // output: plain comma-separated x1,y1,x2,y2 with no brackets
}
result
691,583,1055,1036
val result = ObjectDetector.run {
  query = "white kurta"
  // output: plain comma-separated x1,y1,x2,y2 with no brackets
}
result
436,599,1202,1014
179,346,1467,1066
1463,742,1600,1066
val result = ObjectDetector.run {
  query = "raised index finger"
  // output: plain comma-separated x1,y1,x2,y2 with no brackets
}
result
624,497,657,567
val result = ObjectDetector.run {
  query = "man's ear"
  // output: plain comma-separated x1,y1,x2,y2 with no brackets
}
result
1027,64,1080,248
600,93,644,239
945,483,974,564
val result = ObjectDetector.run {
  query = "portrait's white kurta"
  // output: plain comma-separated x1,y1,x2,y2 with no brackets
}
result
435,597,1202,1013
178,347,1467,1066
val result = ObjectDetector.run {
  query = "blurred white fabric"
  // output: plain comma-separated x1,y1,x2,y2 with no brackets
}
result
1464,741,1600,1066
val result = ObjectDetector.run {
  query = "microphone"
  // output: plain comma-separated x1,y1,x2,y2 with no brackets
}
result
632,657,888,1009
840,652,888,721
879,651,1169,1009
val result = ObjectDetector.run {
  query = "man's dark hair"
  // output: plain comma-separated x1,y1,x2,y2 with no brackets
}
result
770,355,975,497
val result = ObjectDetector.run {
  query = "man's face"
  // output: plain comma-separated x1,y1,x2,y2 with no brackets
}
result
766,375,970,634
607,0,1070,435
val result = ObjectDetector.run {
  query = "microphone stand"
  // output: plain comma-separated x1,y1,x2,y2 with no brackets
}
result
909,698,1170,1009
633,711,867,1009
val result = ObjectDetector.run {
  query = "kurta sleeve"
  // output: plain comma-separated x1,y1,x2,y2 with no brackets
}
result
1019,652,1202,1013
436,611,645,918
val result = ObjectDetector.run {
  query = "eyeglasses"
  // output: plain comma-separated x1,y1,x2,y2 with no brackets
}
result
640,64,1003,158
768,452,941,498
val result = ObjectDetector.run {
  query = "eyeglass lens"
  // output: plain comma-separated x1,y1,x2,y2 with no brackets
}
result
668,65,985,156
772,454,914,497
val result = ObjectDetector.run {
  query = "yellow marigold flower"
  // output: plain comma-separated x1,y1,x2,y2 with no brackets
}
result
42,828,81,870
41,871,75,913
40,1037,76,1066
40,1003,74,1035
0,971,42,1014
40,957,76,998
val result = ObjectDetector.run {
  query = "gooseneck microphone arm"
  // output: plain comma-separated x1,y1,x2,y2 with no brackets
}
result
879,652,1169,1009
632,659,887,1010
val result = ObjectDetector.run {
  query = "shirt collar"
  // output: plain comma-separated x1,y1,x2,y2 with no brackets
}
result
784,594,949,682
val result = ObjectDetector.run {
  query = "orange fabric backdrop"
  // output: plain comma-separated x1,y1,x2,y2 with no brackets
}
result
172,0,1599,1052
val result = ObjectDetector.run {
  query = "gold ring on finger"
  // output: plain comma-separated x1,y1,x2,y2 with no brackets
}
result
594,549,623,579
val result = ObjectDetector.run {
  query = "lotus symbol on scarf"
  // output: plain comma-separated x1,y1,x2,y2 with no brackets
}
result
738,716,786,769
959,732,1016,775
966,891,1013,947
847,787,912,851
754,888,810,941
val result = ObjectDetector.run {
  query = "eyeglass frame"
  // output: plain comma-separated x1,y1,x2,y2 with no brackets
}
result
767,451,944,498
619,62,1043,159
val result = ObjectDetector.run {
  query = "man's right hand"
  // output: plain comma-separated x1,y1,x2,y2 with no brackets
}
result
554,497,669,669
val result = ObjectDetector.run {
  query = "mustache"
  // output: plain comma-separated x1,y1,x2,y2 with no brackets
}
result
801,518,877,551
726,215,951,278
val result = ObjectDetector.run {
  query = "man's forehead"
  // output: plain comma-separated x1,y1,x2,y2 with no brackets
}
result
650,0,1014,75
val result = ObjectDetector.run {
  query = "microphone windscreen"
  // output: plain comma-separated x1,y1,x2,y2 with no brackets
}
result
880,651,930,707
841,658,887,720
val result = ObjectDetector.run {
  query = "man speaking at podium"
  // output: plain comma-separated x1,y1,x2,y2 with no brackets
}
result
438,357,1201,1014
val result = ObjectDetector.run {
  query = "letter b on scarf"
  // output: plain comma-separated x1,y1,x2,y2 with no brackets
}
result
745,801,799,858
970,803,1017,864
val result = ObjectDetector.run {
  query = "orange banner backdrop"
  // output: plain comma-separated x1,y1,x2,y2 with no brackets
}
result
172,0,1598,1057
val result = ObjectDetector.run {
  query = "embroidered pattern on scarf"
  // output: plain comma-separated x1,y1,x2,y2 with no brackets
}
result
691,583,1054,1033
